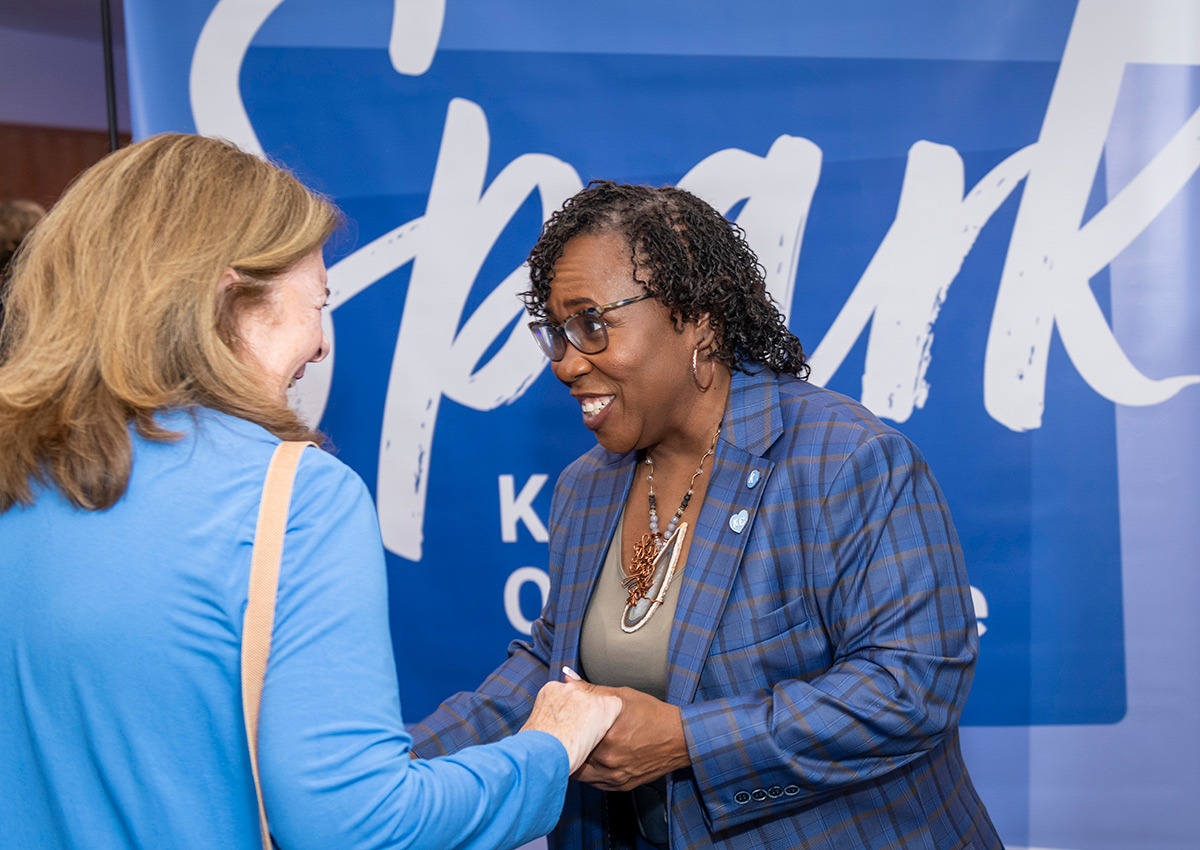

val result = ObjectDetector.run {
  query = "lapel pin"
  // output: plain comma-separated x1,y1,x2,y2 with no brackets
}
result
746,469,761,489
729,509,749,533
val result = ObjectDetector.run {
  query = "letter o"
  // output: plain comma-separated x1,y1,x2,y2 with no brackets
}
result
504,567,551,634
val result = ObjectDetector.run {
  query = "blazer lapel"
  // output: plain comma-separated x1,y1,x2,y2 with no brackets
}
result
667,368,784,705
553,452,637,672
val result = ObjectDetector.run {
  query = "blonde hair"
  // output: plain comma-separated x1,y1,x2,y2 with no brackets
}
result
0,134,341,512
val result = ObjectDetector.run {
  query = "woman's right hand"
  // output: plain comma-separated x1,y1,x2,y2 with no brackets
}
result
520,679,622,774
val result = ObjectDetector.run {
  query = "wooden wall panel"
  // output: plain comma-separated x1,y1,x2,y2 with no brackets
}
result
0,122,131,210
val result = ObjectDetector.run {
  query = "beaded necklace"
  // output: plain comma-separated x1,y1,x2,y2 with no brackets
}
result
621,423,721,618
646,424,721,545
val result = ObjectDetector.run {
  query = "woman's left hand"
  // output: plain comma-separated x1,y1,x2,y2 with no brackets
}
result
573,686,691,791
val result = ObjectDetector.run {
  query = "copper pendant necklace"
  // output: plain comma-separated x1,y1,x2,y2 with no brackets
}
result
620,423,720,631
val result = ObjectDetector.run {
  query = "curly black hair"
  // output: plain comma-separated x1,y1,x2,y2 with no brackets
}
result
523,180,808,377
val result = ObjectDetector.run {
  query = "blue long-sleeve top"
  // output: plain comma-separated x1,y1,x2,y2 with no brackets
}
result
0,408,567,849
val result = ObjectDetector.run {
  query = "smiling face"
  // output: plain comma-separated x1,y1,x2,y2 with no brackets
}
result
236,248,330,401
546,232,712,455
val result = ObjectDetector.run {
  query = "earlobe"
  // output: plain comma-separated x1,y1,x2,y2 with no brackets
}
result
690,314,720,391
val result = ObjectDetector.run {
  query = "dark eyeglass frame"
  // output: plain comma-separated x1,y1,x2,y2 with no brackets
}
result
528,293,654,361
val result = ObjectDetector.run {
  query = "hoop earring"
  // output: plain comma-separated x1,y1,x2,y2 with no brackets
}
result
692,347,715,391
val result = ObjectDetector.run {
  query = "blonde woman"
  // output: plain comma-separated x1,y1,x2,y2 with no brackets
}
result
0,134,619,850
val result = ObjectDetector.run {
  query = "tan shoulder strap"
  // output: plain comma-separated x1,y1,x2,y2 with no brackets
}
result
241,440,316,850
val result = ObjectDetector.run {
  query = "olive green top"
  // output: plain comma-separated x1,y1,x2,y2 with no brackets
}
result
578,511,683,701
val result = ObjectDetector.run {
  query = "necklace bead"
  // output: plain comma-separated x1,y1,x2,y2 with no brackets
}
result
624,422,722,615
645,423,721,552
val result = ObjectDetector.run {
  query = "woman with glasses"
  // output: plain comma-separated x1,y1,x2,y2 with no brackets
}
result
412,181,1001,850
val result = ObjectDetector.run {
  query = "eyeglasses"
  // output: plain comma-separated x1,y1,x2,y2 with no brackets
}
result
528,293,653,362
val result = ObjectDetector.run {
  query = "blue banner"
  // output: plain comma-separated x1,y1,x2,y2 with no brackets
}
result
126,2,1200,847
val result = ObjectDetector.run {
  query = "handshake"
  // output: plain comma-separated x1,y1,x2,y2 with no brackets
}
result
517,667,689,789
519,667,622,774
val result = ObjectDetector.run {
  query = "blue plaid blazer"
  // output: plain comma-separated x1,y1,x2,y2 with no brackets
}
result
412,368,1003,850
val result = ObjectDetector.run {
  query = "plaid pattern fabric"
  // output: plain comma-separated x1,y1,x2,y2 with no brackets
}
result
410,368,1002,850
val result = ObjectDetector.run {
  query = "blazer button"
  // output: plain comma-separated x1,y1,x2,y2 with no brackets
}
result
767,785,784,798
746,469,761,489
751,789,768,802
783,784,801,796
734,791,751,805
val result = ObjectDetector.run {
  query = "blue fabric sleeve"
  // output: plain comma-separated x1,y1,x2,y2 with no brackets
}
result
255,449,569,850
